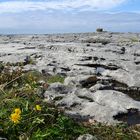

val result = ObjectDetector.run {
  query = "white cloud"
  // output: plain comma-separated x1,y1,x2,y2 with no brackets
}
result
0,10,140,34
0,0,126,13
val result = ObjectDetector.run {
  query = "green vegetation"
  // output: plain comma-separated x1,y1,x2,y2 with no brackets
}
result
2,56,36,67
47,75,65,84
88,123,140,140
130,38,139,43
0,62,140,140
0,64,86,140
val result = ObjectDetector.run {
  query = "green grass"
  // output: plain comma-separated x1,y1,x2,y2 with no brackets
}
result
47,75,65,84
130,38,139,43
0,63,140,140
88,123,140,140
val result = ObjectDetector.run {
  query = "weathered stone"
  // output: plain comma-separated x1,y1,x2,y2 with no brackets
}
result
48,82,72,94
77,134,98,140
82,36,111,45
1,33,140,124
79,76,98,88
0,137,7,140
44,82,140,124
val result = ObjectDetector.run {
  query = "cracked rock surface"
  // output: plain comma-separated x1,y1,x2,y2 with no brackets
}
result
0,32,140,124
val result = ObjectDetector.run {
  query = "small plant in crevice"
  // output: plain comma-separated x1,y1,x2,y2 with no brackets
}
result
47,75,65,84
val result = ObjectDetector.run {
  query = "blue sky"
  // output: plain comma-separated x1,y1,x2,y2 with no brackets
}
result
0,0,140,34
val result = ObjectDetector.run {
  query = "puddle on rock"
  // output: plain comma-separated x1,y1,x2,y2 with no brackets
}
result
113,109,140,126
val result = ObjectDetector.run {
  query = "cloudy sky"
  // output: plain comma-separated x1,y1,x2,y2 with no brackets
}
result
0,0,140,34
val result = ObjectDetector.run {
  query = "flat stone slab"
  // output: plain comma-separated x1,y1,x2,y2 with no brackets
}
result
44,82,140,124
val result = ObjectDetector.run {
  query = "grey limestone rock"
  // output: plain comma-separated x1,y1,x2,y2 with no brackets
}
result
44,82,140,124
1,32,140,124
77,134,98,140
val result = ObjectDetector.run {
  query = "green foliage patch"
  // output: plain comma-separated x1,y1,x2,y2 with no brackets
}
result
47,75,65,84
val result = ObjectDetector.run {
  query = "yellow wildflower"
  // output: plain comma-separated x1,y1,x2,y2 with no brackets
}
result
14,108,21,115
36,105,41,111
10,113,21,124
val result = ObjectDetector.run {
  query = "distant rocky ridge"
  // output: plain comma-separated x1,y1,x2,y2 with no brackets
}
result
0,32,140,124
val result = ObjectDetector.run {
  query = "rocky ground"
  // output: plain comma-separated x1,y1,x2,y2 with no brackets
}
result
0,32,140,125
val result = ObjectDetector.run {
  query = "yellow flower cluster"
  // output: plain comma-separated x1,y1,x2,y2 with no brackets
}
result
14,108,21,115
10,108,21,124
36,105,41,111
